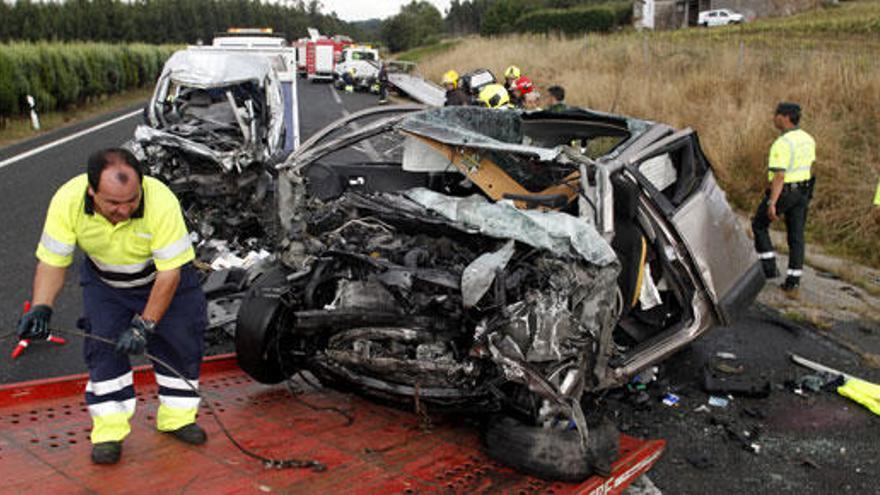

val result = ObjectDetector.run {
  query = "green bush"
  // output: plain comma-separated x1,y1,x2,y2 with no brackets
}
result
515,3,631,34
0,42,175,122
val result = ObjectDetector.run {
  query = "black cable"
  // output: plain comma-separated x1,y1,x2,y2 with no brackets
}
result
34,327,327,472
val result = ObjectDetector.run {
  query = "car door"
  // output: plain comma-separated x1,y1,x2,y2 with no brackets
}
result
622,129,762,324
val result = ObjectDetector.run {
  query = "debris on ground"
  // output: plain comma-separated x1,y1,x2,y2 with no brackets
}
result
703,365,771,398
661,393,680,407
685,450,714,470
623,474,662,494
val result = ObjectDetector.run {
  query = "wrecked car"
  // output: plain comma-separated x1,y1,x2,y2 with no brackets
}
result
127,49,286,247
234,105,765,480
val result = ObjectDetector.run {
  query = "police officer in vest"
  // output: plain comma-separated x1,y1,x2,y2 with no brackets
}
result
16,148,207,464
752,102,816,297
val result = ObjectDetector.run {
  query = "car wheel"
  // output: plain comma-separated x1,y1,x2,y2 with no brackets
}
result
484,414,619,482
234,264,291,384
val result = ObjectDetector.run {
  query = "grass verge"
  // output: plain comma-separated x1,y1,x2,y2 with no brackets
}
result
0,88,152,150
393,39,462,63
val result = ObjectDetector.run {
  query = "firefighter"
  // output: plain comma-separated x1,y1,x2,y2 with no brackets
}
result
751,102,816,298
342,67,357,93
477,83,511,109
546,85,567,112
16,148,207,465
503,65,521,93
442,70,469,106
510,76,534,108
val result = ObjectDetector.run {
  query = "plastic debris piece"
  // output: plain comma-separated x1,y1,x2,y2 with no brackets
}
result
708,396,729,408
799,374,825,393
661,393,680,407
716,351,737,360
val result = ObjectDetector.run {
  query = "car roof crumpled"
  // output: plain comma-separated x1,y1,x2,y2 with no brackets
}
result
399,106,563,162
162,50,274,88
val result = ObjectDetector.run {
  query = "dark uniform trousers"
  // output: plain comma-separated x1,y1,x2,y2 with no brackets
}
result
79,261,206,443
751,183,810,277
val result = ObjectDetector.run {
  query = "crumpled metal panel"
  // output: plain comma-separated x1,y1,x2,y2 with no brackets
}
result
489,258,618,365
405,188,618,267
150,50,285,161
132,125,239,172
399,107,563,162
163,50,276,87
461,240,516,308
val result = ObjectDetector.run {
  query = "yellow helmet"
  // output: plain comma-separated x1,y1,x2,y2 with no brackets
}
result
477,84,510,109
503,65,521,80
442,70,459,88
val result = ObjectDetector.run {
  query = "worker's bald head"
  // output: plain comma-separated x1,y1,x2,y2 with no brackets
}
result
86,148,144,225
102,165,137,189
87,148,143,192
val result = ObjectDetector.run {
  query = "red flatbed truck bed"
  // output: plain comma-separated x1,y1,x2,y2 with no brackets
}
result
0,354,664,494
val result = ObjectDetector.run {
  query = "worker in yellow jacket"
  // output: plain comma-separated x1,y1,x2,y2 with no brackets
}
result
16,148,207,465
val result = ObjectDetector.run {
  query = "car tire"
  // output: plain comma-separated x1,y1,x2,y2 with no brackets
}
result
484,414,619,482
234,264,291,384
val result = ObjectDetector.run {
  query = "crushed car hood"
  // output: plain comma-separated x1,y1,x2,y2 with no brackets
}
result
404,188,617,267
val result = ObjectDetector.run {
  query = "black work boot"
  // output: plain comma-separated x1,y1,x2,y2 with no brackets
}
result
761,259,780,279
780,277,800,299
91,441,122,465
166,423,207,445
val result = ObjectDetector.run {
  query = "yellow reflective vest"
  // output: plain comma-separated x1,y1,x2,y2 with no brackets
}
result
767,128,815,183
874,180,880,206
837,377,880,416
36,174,194,288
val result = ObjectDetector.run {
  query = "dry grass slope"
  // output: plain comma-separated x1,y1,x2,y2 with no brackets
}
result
418,0,880,267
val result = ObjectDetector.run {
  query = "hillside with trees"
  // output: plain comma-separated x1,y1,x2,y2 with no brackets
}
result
381,0,632,52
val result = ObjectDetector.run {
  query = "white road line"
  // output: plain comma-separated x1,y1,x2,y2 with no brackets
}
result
0,109,142,170
329,84,343,105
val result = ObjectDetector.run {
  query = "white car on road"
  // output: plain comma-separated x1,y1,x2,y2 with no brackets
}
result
698,8,745,27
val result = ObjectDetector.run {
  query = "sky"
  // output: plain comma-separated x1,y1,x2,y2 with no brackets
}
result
320,0,452,22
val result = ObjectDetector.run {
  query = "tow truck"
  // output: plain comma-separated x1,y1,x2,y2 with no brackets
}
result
0,353,665,493
333,45,381,91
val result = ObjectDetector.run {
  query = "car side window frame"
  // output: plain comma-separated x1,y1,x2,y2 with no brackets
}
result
624,132,710,216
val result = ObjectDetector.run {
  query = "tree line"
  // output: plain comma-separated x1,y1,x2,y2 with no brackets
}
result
0,0,631,56
0,0,354,44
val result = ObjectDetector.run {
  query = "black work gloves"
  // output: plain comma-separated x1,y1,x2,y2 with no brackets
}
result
115,315,155,355
17,304,53,340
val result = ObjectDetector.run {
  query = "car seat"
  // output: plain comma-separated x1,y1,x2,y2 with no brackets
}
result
610,173,647,317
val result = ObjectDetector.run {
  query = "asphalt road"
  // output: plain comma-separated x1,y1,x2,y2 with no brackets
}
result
2,79,877,494
0,79,382,384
